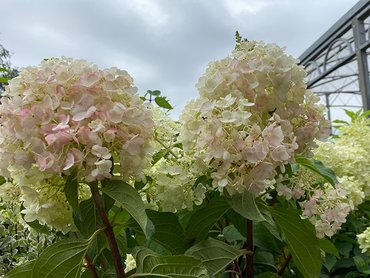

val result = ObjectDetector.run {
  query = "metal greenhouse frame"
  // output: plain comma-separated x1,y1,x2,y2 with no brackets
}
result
299,0,370,121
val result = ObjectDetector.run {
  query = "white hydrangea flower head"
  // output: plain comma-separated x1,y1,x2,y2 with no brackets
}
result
180,41,329,195
314,116,370,203
0,57,154,232
357,226,370,254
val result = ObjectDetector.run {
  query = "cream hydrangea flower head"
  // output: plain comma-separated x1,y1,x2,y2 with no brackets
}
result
357,226,370,254
180,40,329,195
0,57,154,231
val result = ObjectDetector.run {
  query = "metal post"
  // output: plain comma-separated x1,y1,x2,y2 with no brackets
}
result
352,17,370,111
325,94,331,121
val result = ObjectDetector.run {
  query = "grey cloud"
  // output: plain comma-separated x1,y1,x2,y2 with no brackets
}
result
1,0,356,118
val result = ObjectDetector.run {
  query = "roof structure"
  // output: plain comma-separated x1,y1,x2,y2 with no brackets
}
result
299,0,370,121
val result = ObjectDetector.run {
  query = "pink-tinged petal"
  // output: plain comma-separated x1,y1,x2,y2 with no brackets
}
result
45,134,57,145
72,106,97,121
36,152,55,171
52,115,70,131
70,148,84,165
63,152,75,170
123,135,145,155
80,73,100,88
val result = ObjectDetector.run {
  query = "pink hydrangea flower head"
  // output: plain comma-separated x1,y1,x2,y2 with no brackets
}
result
0,57,154,231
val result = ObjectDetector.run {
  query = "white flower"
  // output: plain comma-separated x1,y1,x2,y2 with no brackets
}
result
357,226,370,254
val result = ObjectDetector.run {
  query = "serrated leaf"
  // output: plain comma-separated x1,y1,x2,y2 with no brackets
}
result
65,168,80,217
319,238,340,258
154,96,173,110
32,239,90,278
271,207,322,278
185,238,245,275
73,198,97,237
4,261,35,278
295,157,338,186
185,197,230,243
147,210,186,254
102,179,154,238
133,247,208,277
229,190,265,221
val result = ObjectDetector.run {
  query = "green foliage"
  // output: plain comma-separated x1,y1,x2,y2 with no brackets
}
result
228,191,266,221
143,90,173,110
101,179,155,238
271,207,322,278
32,240,90,278
185,238,245,275
0,43,18,91
320,200,370,277
3,261,35,278
64,168,81,218
295,157,338,186
154,96,173,110
132,247,209,277
184,197,230,244
146,210,186,254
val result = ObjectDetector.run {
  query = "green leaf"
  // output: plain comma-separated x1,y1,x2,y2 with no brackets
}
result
25,219,50,234
223,225,245,242
185,238,245,275
133,247,208,277
0,67,11,73
323,254,337,272
257,272,280,278
185,197,230,244
4,261,35,278
151,149,168,165
353,256,370,273
147,90,161,96
154,96,173,110
147,210,186,254
319,238,340,258
64,168,80,217
73,198,97,237
295,157,338,186
229,191,266,221
32,239,90,278
271,207,322,278
254,250,276,269
101,179,154,238
332,119,349,125
0,176,6,185
0,77,10,83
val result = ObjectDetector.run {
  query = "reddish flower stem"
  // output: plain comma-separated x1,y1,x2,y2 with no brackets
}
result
90,182,126,278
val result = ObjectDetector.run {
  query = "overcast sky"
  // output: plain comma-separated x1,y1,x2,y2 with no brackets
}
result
0,0,357,118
